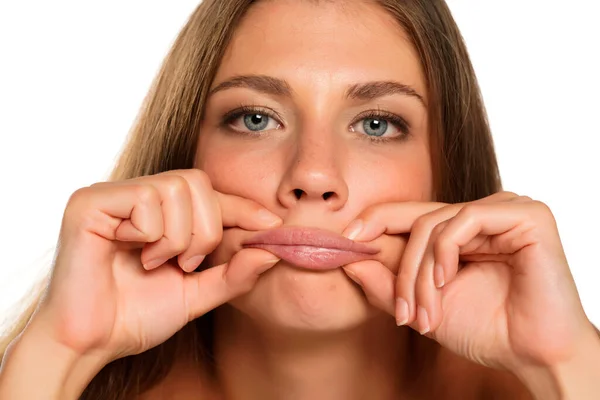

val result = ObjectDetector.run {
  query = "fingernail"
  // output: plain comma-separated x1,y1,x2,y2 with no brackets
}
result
342,268,363,287
395,297,409,326
434,263,445,288
183,255,205,272
257,209,282,227
257,258,280,274
143,257,168,270
417,306,430,335
342,219,363,240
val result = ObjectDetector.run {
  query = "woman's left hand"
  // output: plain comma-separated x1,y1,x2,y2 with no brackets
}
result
341,191,600,392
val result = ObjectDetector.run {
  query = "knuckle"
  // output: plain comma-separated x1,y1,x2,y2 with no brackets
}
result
145,228,163,244
64,187,94,222
500,190,519,198
531,200,554,219
431,222,446,237
356,202,389,224
66,186,92,209
169,235,190,253
413,215,435,236
434,232,451,255
89,181,109,188
458,203,480,221
164,175,189,197
187,168,213,190
133,185,160,209
362,203,383,219
63,187,106,234
202,230,223,252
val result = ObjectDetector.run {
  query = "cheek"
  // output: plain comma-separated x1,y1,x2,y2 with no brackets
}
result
347,147,433,206
196,136,277,201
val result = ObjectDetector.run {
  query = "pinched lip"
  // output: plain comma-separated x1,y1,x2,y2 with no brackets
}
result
241,226,379,270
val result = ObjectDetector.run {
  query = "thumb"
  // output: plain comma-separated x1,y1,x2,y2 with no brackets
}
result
343,261,433,338
182,248,279,321
342,260,396,316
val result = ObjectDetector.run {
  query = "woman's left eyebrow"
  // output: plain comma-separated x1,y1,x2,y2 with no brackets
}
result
345,81,426,106
209,74,425,106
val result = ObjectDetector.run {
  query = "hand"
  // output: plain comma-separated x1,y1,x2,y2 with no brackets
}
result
31,169,282,362
341,192,597,373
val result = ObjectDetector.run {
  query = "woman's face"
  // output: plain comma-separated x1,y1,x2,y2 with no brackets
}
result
196,0,432,330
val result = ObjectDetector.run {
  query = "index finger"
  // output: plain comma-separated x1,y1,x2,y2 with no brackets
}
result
160,170,282,231
216,191,282,231
342,201,447,241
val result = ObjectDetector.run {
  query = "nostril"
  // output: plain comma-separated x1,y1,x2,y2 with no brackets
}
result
293,189,304,200
322,192,334,201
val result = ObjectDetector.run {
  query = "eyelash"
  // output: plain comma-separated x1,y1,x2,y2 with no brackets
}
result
221,105,282,137
351,109,411,143
220,105,411,142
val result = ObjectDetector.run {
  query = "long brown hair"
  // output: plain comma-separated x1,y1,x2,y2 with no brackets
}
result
0,1,500,398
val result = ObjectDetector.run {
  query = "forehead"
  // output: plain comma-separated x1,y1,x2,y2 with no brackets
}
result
212,0,426,99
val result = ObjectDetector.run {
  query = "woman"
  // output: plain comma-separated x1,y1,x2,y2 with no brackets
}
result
1,0,599,398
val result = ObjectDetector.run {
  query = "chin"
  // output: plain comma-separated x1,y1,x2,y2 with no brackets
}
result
229,261,379,333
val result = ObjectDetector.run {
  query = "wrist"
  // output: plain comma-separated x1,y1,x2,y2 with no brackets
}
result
513,326,600,400
0,315,109,400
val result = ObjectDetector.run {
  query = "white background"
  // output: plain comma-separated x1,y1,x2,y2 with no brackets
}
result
0,1,599,330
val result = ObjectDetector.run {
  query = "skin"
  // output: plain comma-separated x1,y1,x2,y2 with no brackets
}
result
1,1,598,399
196,0,433,397
198,0,430,331
195,0,600,398
193,1,525,398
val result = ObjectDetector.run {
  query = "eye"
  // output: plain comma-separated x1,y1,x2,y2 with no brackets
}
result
349,110,409,141
223,106,282,133
241,113,274,131
360,118,390,137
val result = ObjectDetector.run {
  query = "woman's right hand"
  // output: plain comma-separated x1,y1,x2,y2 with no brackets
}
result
30,169,282,362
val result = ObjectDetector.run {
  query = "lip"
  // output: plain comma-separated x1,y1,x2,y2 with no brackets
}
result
241,226,379,270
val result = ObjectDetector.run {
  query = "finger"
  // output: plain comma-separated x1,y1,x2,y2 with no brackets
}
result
342,260,396,316
169,170,222,272
138,176,194,270
342,202,447,242
392,204,463,327
342,192,519,243
182,248,280,321
67,184,164,243
414,222,446,334
110,170,221,271
216,191,282,230
474,191,520,203
342,261,423,335
139,169,281,271
433,202,545,286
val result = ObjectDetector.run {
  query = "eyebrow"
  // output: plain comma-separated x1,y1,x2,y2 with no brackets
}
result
209,74,425,106
346,81,425,106
209,75,293,97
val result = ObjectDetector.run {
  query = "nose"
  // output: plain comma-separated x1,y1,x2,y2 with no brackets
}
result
276,127,349,211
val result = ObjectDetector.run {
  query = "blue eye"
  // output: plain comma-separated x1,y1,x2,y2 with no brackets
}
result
243,113,269,131
362,118,388,137
350,111,409,141
350,109,410,142
223,106,282,134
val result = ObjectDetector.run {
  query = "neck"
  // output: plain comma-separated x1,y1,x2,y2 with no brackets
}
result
212,305,416,400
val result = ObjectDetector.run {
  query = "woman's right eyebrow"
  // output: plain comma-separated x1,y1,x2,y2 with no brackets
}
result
209,75,293,97
209,74,425,106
